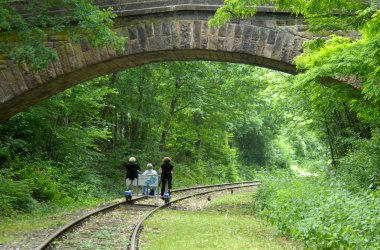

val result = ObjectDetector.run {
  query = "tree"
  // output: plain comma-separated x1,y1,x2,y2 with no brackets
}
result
210,1,380,126
0,0,127,71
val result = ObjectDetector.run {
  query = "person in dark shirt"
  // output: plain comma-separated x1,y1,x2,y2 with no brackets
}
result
125,156,141,193
160,157,174,197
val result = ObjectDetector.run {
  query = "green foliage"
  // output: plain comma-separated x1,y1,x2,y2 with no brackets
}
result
0,0,127,71
338,128,380,190
0,77,118,216
210,0,368,31
255,171,380,249
0,61,326,217
66,0,127,51
0,176,36,216
141,194,302,250
208,0,257,27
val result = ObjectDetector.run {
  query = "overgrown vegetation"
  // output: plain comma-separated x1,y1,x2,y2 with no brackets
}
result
0,0,126,71
208,1,380,247
1,62,309,217
1,0,380,248
255,171,380,249
140,192,302,250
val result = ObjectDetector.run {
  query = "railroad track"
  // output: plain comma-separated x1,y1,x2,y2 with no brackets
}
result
37,181,260,250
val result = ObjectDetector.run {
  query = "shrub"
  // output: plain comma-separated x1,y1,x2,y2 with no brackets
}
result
0,176,36,216
338,129,380,190
255,171,380,249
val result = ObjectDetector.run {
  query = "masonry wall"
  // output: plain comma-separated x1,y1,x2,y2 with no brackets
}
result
0,3,310,121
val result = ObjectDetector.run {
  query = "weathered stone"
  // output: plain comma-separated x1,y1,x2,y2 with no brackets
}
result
83,48,101,66
179,22,192,49
0,2,309,122
172,22,181,49
153,23,162,37
10,66,28,92
80,39,91,52
2,68,22,95
193,21,202,48
137,26,148,51
52,58,64,76
234,25,242,38
56,46,72,74
145,23,154,37
0,71,13,103
217,38,225,50
267,30,277,45
162,23,171,36
128,27,138,40
218,25,227,37
72,44,87,68
271,32,285,60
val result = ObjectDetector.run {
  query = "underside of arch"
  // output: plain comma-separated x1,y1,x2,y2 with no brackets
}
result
0,10,307,122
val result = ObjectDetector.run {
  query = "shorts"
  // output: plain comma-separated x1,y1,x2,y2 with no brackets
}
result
126,178,138,186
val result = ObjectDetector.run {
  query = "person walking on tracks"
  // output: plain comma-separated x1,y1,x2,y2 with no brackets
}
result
160,157,174,197
125,156,141,194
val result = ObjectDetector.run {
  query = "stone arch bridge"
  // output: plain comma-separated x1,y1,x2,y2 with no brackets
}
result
0,0,312,122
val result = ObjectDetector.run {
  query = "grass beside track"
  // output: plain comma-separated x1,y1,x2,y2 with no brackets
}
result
0,199,116,246
140,192,302,250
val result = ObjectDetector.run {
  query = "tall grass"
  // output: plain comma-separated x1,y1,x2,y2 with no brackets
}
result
255,171,380,249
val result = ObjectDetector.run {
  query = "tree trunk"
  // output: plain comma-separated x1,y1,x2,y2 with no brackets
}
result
130,68,146,150
159,97,177,151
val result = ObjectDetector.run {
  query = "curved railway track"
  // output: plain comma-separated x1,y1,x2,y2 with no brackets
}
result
37,181,260,250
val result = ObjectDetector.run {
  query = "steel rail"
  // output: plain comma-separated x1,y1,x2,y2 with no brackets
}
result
129,182,260,250
37,180,259,250
36,196,148,250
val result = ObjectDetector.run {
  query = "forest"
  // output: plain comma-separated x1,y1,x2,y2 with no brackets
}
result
0,0,379,249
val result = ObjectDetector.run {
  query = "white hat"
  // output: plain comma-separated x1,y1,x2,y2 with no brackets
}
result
147,163,153,169
129,157,136,162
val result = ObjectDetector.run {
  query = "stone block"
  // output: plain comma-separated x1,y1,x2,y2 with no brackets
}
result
234,25,242,38
0,71,14,103
52,58,64,76
179,22,192,49
193,21,202,48
0,3,309,121
162,23,171,36
217,38,225,50
72,44,87,68
267,30,277,45
56,46,72,74
2,68,21,95
10,66,28,92
137,26,148,51
207,37,218,50
271,32,285,60
145,23,154,37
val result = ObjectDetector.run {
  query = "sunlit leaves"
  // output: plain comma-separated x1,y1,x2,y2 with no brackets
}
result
208,0,257,27
65,0,127,52
362,8,380,38
209,0,367,30
0,0,126,71
255,172,380,248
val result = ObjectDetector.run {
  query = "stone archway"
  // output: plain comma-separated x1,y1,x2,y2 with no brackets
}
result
0,1,310,121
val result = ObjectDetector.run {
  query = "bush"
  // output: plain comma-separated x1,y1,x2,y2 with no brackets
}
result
338,129,380,190
255,171,380,249
0,176,36,216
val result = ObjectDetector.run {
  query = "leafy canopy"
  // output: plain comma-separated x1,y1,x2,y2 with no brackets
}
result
210,0,380,127
0,0,127,71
